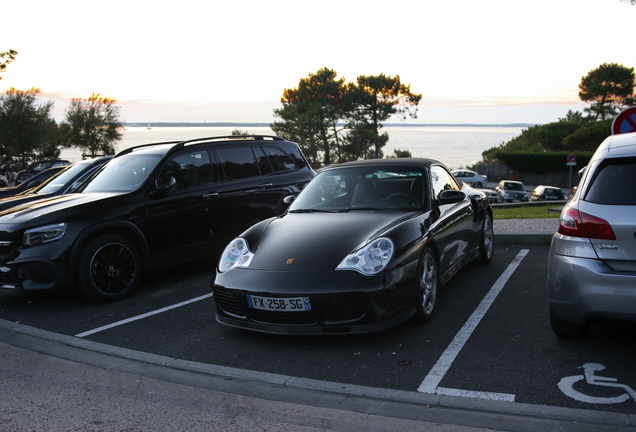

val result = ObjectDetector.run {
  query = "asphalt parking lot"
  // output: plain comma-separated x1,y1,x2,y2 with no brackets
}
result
2,243,636,422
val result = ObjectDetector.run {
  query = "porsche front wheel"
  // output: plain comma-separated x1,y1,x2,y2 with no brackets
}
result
76,234,142,302
413,248,438,322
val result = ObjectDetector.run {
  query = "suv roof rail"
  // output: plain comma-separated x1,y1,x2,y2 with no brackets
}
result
180,135,286,146
116,140,182,157
114,135,289,158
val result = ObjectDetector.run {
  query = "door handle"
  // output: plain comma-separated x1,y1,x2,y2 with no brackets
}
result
258,183,274,188
203,192,219,199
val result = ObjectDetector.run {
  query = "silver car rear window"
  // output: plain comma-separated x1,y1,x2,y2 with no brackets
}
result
584,157,636,205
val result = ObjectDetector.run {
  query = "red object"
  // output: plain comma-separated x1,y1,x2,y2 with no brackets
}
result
612,106,636,135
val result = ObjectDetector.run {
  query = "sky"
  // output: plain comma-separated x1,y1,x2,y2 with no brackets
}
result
2,0,635,125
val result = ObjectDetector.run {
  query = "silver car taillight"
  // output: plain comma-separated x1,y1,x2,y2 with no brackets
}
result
558,206,616,240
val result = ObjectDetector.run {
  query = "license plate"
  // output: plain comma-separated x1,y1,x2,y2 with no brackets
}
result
247,295,312,312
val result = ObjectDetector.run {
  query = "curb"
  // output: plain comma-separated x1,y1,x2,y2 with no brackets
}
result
1,318,634,431
495,233,554,245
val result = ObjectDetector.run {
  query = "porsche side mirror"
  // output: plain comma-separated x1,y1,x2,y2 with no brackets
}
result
437,190,465,206
283,195,296,205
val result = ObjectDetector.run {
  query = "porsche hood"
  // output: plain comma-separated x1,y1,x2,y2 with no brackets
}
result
244,211,419,271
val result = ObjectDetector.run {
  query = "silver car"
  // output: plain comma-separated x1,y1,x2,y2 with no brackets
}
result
547,131,636,337
451,170,488,188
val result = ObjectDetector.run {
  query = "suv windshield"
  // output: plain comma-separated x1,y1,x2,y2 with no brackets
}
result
35,163,86,194
82,153,162,193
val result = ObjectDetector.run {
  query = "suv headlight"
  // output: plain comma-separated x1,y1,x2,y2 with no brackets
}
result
24,223,67,247
218,237,254,272
337,237,394,275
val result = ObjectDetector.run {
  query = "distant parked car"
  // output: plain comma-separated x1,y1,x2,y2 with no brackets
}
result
451,170,488,188
495,180,529,203
479,188,498,204
0,156,112,213
547,131,636,337
530,185,565,201
14,159,70,185
0,166,67,199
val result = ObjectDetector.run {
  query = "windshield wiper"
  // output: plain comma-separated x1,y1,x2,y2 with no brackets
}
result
289,208,336,213
345,207,389,212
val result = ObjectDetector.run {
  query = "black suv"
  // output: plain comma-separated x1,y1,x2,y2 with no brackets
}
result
14,159,71,185
0,136,314,302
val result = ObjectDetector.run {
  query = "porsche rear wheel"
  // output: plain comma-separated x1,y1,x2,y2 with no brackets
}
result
477,212,494,264
76,234,142,302
414,248,438,322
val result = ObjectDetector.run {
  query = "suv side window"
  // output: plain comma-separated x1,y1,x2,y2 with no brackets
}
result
159,150,212,191
254,147,274,175
262,146,299,172
217,147,260,181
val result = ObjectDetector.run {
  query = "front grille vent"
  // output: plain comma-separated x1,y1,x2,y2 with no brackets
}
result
0,231,14,260
248,309,319,325
325,293,369,323
213,287,245,318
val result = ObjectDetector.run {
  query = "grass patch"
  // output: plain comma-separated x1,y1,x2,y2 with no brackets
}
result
492,203,562,220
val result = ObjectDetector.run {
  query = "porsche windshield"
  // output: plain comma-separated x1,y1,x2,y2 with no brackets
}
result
290,167,428,212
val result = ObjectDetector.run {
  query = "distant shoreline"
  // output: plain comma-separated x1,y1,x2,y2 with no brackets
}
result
124,122,534,128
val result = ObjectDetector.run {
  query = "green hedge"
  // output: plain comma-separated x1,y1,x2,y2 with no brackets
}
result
494,151,594,173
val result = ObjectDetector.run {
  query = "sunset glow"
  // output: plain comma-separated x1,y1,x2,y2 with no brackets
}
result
2,0,634,124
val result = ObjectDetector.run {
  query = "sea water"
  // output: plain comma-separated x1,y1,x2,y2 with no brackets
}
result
59,125,524,170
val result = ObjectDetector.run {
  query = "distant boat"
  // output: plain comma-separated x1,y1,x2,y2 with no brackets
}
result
146,123,152,130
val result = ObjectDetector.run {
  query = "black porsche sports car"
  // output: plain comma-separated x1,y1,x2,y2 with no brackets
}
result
212,158,494,335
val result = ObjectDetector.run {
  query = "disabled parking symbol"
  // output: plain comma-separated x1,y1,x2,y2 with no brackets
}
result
559,363,636,404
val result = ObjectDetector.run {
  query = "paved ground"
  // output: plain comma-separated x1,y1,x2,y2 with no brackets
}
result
9,218,624,432
4,317,633,432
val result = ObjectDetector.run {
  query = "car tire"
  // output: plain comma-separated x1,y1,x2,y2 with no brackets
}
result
549,305,588,338
76,234,142,302
477,212,494,264
475,182,483,188
413,248,438,322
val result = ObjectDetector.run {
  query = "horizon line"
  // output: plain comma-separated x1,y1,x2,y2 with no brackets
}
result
124,122,536,128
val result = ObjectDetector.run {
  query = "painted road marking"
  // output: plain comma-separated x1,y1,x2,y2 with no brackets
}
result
559,363,636,404
75,293,214,338
418,249,529,402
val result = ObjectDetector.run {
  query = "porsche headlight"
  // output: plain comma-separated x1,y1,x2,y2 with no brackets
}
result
24,223,67,247
218,237,254,272
337,237,394,275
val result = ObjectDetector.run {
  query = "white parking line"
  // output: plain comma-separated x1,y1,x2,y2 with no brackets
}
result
75,293,214,338
418,249,529,401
